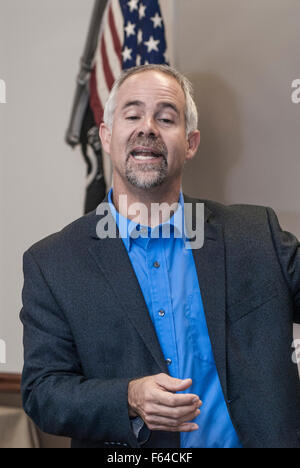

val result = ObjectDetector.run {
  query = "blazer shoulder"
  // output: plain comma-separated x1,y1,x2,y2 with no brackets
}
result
25,209,97,262
183,194,274,244
209,200,269,222
184,193,269,223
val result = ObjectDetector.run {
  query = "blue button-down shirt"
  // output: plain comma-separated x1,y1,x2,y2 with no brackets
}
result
108,189,242,448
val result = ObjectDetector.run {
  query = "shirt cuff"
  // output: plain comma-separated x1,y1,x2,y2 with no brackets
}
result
131,416,145,439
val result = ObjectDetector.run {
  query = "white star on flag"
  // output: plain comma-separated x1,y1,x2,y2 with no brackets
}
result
151,13,163,28
89,0,170,136
127,0,138,13
124,21,136,38
144,36,160,53
139,3,146,20
122,46,133,62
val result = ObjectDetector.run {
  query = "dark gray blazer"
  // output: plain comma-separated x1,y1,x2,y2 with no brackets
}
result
20,195,300,448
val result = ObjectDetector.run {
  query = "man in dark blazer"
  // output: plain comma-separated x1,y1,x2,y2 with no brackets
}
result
20,65,300,448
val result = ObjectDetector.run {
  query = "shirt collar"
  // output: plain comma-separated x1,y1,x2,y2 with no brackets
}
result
108,188,187,252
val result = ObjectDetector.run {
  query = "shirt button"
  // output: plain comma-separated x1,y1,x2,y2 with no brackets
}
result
153,261,160,268
158,310,165,317
165,358,172,366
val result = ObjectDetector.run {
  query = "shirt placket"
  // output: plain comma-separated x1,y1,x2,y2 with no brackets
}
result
146,237,180,378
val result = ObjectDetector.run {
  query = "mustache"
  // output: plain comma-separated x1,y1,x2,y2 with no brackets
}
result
126,136,168,161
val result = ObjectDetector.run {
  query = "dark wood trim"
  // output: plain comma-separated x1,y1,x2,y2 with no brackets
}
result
0,373,21,393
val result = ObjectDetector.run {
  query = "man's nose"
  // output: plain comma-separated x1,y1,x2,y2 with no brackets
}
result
137,116,159,138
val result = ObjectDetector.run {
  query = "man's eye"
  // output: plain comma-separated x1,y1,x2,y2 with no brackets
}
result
159,118,173,124
126,116,140,120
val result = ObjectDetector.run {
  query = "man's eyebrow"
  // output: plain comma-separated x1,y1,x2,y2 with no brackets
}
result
121,100,180,115
121,100,144,111
157,102,180,115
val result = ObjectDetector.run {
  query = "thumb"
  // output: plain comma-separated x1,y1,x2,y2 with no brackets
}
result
156,374,193,392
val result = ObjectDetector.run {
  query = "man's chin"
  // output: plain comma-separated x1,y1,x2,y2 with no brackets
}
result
126,172,167,190
125,164,168,190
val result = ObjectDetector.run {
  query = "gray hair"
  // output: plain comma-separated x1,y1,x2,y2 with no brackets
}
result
103,64,198,135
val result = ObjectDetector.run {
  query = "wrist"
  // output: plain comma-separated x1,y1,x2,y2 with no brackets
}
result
128,379,139,418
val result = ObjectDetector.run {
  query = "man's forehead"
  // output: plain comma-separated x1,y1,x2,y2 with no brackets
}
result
116,71,185,107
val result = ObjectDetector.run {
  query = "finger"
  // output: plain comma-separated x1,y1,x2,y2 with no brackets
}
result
149,402,201,419
155,390,201,408
145,408,201,428
156,374,193,392
176,408,201,424
147,423,199,433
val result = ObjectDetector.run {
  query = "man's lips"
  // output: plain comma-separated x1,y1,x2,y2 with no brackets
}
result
129,146,165,160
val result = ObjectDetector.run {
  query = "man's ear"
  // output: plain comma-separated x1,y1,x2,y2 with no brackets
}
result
99,123,112,154
186,130,201,161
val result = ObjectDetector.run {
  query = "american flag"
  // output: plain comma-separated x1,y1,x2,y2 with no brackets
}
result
90,0,169,128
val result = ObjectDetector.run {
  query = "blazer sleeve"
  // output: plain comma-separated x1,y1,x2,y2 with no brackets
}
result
266,207,300,324
20,250,139,447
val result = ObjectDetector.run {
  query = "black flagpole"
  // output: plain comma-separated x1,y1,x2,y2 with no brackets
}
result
66,0,109,213
66,0,107,147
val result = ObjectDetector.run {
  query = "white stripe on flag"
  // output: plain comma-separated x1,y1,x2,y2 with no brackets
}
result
95,40,110,110
111,0,124,46
104,20,122,81
98,1,110,42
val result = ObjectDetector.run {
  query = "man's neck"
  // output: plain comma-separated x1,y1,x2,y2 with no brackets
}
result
112,183,182,227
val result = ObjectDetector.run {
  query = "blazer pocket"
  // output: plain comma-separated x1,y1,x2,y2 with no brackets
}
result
227,280,278,324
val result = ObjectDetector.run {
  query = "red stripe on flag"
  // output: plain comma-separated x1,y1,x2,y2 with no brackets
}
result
90,66,104,126
101,36,115,90
108,5,122,66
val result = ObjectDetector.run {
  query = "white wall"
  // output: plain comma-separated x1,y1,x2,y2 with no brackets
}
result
0,0,93,372
0,0,299,373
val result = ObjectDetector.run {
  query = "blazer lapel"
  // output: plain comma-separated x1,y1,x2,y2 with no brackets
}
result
184,195,228,401
88,207,168,374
